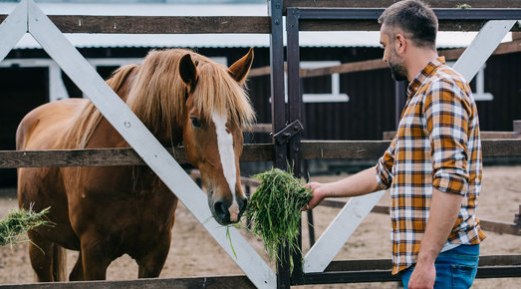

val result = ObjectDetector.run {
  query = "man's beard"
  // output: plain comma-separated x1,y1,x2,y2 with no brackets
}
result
388,62,408,81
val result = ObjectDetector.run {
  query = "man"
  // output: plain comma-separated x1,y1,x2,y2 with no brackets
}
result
305,1,486,288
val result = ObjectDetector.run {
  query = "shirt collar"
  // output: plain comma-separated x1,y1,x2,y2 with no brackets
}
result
406,56,446,98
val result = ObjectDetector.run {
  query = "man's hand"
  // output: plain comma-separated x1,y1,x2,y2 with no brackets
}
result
303,167,380,211
304,182,328,210
408,261,436,289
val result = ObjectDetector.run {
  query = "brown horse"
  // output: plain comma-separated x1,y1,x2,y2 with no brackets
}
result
16,48,255,281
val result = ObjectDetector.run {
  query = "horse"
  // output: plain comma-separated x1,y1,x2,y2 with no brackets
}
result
16,48,255,281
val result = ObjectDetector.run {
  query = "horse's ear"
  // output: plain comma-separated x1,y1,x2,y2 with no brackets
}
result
179,54,198,89
228,48,254,86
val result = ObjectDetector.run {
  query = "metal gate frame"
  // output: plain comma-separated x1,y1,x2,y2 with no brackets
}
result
281,6,521,286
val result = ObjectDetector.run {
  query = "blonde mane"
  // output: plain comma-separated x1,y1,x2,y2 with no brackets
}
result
62,48,255,149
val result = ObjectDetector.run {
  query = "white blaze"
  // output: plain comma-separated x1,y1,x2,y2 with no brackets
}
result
211,111,239,221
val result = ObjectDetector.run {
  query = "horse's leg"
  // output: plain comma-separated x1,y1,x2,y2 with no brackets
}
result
52,245,67,281
80,238,112,280
136,234,171,278
27,232,56,282
69,251,84,281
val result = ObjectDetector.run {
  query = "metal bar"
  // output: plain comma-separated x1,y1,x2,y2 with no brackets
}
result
476,266,521,278
306,210,316,246
394,81,407,129
294,8,521,21
286,7,303,176
286,9,307,286
301,270,400,284
299,265,521,285
325,255,521,272
269,0,287,171
283,0,521,10
269,2,290,287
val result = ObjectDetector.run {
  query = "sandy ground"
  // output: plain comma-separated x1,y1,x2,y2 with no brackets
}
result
1,166,520,288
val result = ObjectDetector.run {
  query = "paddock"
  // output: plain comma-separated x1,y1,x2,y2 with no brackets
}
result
0,165,520,289
1,0,521,288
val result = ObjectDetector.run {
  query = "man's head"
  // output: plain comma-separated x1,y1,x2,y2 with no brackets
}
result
378,0,438,81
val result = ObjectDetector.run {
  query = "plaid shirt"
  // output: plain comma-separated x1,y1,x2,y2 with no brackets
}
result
376,57,486,275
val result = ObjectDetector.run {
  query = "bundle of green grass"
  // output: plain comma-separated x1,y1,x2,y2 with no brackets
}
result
246,168,311,268
0,207,50,247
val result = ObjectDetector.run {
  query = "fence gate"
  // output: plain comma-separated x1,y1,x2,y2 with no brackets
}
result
0,1,277,288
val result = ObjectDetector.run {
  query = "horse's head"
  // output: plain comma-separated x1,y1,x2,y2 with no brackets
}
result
179,49,255,225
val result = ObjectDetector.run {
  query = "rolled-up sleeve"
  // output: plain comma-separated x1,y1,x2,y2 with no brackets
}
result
424,79,470,196
376,138,396,190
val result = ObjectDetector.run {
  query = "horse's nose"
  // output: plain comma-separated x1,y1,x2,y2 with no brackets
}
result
213,197,247,225
214,201,230,224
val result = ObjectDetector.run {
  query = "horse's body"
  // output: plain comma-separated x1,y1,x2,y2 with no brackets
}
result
16,48,254,281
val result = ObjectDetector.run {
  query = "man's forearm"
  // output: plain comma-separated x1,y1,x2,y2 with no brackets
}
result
324,166,380,198
417,189,463,264
306,166,380,209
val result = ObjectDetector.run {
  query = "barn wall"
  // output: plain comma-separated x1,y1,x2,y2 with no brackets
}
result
1,47,520,185
0,67,48,186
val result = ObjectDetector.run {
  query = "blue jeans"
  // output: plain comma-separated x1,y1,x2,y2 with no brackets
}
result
400,244,480,289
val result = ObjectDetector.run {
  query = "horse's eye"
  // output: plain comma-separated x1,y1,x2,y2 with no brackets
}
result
191,117,202,128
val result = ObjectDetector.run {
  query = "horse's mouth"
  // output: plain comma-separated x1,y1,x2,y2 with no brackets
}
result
208,194,247,225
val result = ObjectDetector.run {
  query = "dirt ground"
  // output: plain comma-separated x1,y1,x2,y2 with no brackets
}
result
1,166,520,288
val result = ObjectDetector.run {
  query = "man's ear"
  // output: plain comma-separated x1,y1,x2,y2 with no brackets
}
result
395,34,407,54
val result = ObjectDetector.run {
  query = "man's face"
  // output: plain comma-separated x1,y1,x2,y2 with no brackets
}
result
380,27,408,81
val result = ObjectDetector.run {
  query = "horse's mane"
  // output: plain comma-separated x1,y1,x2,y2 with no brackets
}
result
62,48,255,149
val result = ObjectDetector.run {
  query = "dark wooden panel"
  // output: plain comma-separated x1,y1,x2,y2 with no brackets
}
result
2,139,520,168
0,275,255,289
0,144,273,168
0,148,149,168
0,15,271,34
301,139,521,159
300,140,390,160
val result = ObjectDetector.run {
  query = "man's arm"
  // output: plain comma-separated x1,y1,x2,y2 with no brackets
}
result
408,189,463,289
306,166,380,209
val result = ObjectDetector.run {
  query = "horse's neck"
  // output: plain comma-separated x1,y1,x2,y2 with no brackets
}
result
84,114,184,148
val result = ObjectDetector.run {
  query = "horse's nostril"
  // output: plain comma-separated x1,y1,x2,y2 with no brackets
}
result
240,198,248,212
214,201,229,221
